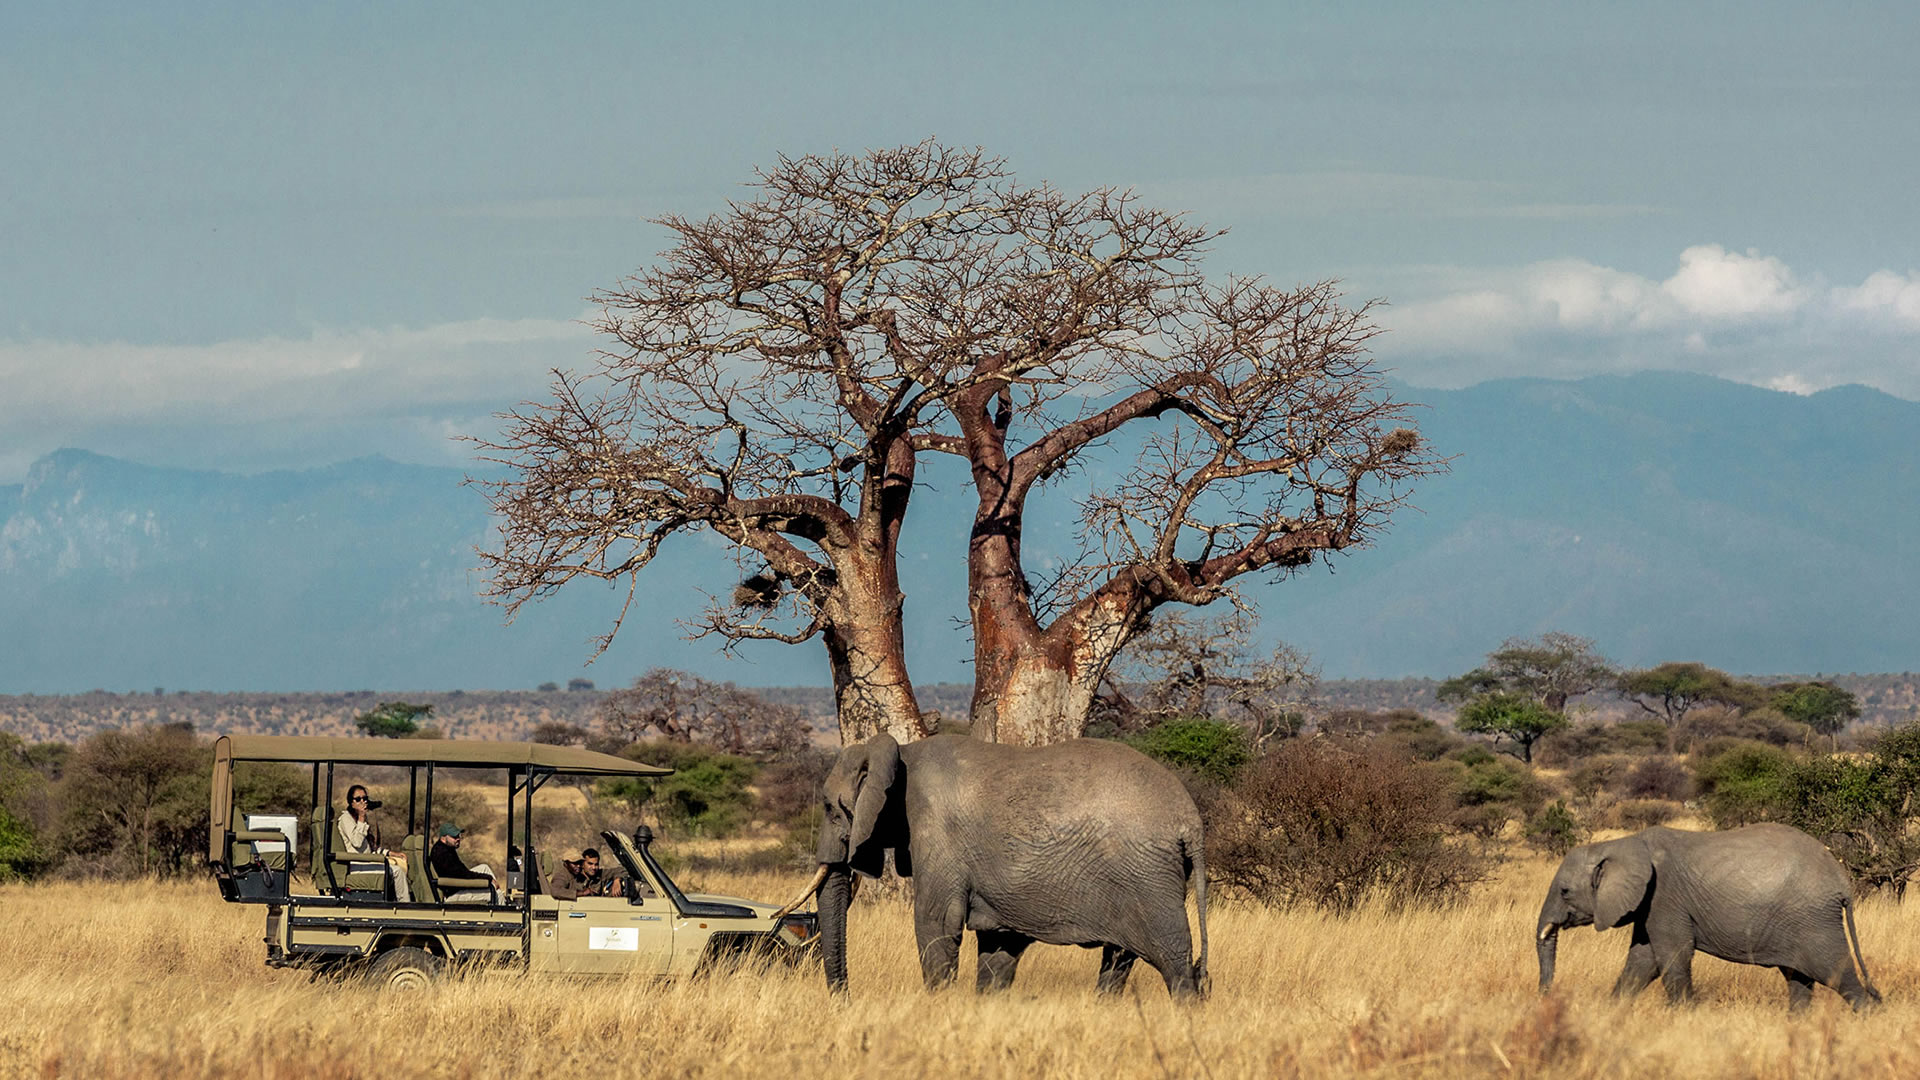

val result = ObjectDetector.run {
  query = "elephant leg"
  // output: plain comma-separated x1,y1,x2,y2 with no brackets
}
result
1611,938,1660,999
913,892,966,990
1132,907,1199,1000
1096,945,1138,995
1781,968,1816,1012
1828,964,1880,1011
974,929,1033,994
1647,915,1696,1005
1657,947,1696,1004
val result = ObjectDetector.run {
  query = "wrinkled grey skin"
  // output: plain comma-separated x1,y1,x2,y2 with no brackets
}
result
813,733,1209,999
1536,824,1881,1010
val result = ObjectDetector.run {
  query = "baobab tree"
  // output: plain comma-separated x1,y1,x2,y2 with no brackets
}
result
476,141,1434,746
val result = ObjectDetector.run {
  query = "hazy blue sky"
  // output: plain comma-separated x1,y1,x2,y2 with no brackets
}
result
4,1,1917,482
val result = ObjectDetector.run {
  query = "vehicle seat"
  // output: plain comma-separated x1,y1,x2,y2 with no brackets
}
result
229,807,288,871
408,833,492,904
401,834,434,903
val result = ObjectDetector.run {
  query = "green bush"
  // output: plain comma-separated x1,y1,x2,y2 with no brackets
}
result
1525,801,1583,855
1451,754,1549,813
604,740,759,838
1693,741,1795,827
1127,717,1252,787
0,806,44,881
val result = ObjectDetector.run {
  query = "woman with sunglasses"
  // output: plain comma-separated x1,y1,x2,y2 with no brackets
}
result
338,784,412,901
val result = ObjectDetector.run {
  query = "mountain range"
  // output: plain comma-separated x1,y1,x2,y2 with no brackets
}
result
1,372,1915,693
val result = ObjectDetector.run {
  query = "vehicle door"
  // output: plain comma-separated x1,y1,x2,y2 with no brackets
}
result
529,893,674,975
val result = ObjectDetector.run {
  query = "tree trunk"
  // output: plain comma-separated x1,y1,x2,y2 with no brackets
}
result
972,588,1143,746
821,550,929,747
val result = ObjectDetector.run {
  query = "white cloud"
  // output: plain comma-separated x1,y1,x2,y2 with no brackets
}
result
0,316,595,481
1376,247,1920,401
1833,270,1920,327
1660,244,1807,319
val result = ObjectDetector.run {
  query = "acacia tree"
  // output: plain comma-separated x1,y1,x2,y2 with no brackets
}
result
478,142,1433,746
1438,632,1616,714
1617,662,1764,725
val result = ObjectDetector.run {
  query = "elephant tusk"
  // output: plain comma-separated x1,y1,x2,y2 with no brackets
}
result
1538,924,1557,942
771,863,830,921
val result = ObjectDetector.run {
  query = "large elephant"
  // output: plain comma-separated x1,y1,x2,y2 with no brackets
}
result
778,733,1209,998
1535,823,1880,1010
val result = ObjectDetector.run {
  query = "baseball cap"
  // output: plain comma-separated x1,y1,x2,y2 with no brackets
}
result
437,823,464,837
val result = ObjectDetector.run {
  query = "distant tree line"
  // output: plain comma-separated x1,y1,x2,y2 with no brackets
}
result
1103,624,1920,907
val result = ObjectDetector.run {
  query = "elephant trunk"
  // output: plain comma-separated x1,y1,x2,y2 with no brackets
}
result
818,864,854,994
1536,919,1560,992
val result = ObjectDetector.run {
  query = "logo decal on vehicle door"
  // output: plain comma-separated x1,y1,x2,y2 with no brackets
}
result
588,927,640,951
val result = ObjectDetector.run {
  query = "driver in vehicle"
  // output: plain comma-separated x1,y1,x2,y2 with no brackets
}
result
548,847,615,900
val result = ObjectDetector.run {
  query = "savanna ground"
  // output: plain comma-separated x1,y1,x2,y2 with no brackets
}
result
5,832,1920,1080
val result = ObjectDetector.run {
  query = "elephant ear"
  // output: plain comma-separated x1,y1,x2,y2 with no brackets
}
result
1592,839,1654,930
848,734,900,876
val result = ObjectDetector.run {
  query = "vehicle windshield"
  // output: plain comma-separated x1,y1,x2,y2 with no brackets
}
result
604,830,686,901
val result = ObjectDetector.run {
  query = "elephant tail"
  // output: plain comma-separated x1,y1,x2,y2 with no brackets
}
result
1842,897,1882,1002
1185,835,1210,995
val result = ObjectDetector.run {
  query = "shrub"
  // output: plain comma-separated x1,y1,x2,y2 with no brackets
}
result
1692,741,1796,827
1450,754,1551,815
1207,739,1487,912
752,748,835,828
1678,706,1807,749
1772,724,1920,895
1621,756,1693,802
1604,799,1683,831
1525,801,1583,855
1378,713,1463,761
1539,719,1671,765
607,740,759,838
1127,717,1252,787
1567,756,1630,802
0,806,44,881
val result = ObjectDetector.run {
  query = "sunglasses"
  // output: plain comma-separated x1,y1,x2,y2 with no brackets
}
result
351,796,369,803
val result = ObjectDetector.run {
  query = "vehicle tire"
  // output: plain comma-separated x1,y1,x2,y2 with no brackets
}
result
367,946,443,991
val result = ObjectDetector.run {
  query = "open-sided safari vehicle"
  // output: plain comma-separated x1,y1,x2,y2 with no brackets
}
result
208,734,816,987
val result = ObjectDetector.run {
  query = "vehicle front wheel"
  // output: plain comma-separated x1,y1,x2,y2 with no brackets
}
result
367,946,443,991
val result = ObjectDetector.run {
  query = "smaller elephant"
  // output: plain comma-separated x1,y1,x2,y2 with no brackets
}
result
1536,823,1880,1010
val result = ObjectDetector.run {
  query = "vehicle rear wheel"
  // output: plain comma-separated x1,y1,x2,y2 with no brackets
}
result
367,946,443,991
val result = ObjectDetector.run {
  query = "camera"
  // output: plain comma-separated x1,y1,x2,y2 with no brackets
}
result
363,799,383,810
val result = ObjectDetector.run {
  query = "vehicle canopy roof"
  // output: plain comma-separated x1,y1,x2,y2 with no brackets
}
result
209,734,671,864
212,734,672,776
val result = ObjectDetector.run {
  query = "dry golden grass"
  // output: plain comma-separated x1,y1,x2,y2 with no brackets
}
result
4,852,1920,1079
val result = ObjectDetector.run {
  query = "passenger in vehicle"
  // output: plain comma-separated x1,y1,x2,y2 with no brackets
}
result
430,823,499,902
547,847,614,900
338,784,411,902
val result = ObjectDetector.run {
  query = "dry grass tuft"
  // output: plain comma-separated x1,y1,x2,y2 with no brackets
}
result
5,854,1920,1078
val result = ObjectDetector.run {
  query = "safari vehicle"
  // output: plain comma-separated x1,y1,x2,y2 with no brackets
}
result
207,734,816,987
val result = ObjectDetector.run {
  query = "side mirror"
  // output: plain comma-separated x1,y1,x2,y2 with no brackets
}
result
623,877,640,903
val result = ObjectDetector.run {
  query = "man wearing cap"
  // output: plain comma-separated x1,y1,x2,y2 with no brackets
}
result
429,823,499,902
548,847,615,901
